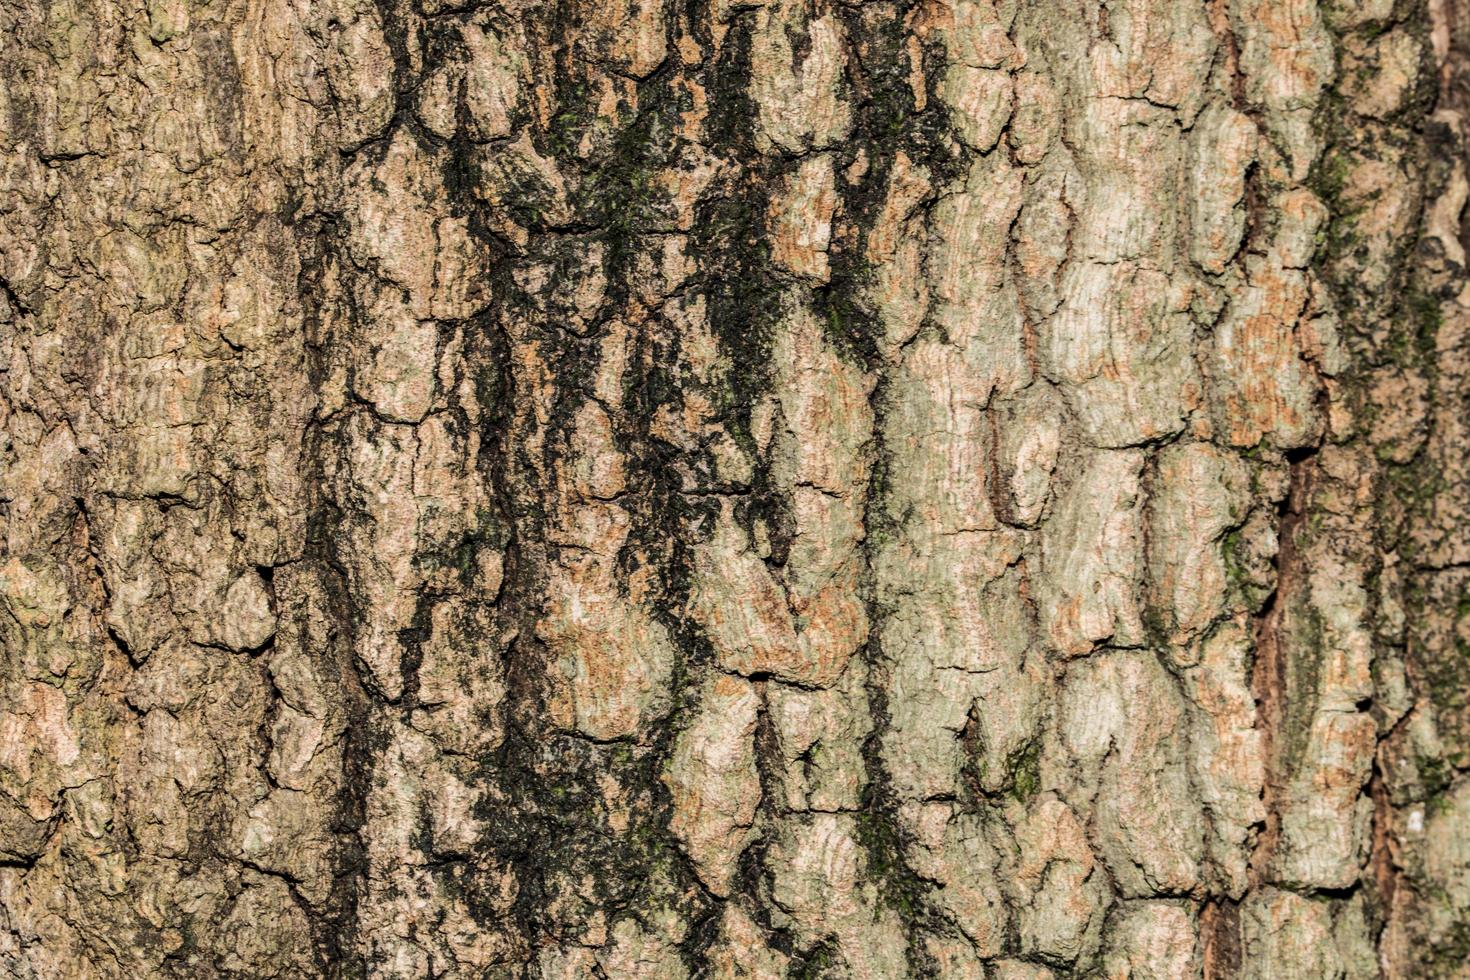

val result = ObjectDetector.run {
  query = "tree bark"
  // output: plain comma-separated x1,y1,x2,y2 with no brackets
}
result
1,0,1469,975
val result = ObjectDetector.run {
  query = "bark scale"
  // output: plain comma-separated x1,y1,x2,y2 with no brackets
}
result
0,0,1468,976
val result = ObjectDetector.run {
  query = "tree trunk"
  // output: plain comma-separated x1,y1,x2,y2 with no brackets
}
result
1,0,1468,975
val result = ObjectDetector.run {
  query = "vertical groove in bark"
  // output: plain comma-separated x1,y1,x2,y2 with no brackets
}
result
1244,452,1305,890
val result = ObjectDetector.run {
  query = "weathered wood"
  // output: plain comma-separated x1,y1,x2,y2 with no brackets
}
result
0,0,1467,974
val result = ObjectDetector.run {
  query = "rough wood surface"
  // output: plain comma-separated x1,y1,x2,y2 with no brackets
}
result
1,0,1468,975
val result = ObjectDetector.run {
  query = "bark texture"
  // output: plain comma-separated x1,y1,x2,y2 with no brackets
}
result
1,0,1469,975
